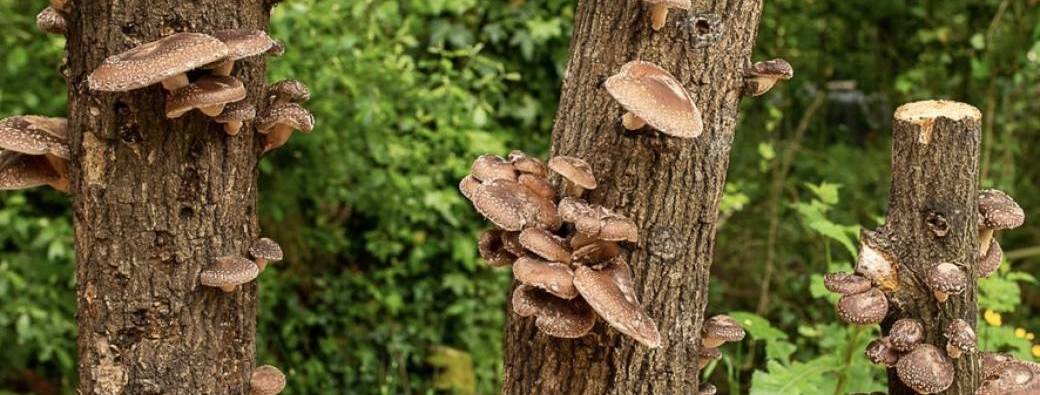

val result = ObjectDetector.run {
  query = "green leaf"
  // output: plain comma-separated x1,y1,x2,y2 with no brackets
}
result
750,357,839,395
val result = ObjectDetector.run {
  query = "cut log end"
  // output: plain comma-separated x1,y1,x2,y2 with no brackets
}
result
894,100,982,144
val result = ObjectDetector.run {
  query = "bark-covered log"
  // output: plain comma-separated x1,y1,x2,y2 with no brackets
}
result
881,100,982,394
502,0,764,393
66,2,271,393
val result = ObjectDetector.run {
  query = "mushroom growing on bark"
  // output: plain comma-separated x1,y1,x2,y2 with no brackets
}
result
513,257,578,300
887,318,924,352
979,238,1003,278
206,29,276,76
571,240,621,266
256,103,315,152
0,153,64,192
744,59,794,97
511,284,597,339
267,80,311,105
469,179,560,231
519,228,571,264
214,102,256,136
199,256,259,293
697,347,721,369
605,60,703,138
573,258,661,348
508,150,547,177
823,272,872,295
548,156,596,198
925,262,966,303
165,75,247,118
895,344,954,394
977,189,1024,256
0,115,70,191
643,0,691,31
36,7,66,35
701,315,745,348
470,154,517,182
249,238,283,272
88,32,229,92
477,228,516,267
558,197,638,242
249,365,286,395
836,287,888,325
977,358,1040,395
864,338,900,367
943,319,976,359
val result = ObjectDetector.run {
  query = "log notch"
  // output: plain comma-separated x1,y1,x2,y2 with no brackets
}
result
502,0,764,393
881,100,982,394
65,1,271,393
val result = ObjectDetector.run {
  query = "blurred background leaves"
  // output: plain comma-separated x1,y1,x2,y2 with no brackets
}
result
1,0,1038,394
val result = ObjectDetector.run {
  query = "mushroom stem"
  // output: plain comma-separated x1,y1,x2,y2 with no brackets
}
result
979,228,994,256
946,344,962,359
650,3,669,31
622,112,647,130
702,337,725,349
224,121,243,136
161,74,190,91
256,258,268,272
212,60,235,77
220,285,236,293
201,104,227,117
933,290,949,303
263,124,294,152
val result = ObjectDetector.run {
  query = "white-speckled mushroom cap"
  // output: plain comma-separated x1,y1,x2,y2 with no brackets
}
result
519,228,571,264
750,59,794,80
836,288,888,325
926,263,967,296
89,33,229,92
511,284,597,339
249,238,283,262
980,239,1003,278
605,60,703,138
558,197,638,242
267,80,311,104
702,315,745,347
0,116,69,159
215,101,257,123
571,240,621,266
211,29,276,61
978,358,1040,395
165,76,247,118
0,153,61,190
470,179,560,231
864,338,900,367
250,365,286,395
978,189,1025,230
896,344,954,394
548,156,597,190
697,383,717,395
513,256,578,299
508,150,547,177
888,318,924,352
36,7,66,35
256,103,315,134
823,272,873,295
199,256,259,289
470,154,517,182
944,319,977,355
574,258,660,348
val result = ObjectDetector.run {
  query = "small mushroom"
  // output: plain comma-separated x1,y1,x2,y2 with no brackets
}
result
36,7,66,35
507,150,547,177
558,197,639,242
0,153,64,192
701,315,745,349
854,228,899,292
458,175,481,201
643,0,691,31
267,80,311,105
571,240,621,266
0,115,70,189
511,284,597,339
470,154,517,182
256,103,315,152
205,29,277,76
574,258,660,348
469,179,560,231
500,231,525,257
979,239,1003,278
943,319,976,359
744,59,794,97
249,365,286,395
978,189,1024,256
977,359,1040,395
895,344,954,394
214,102,257,135
823,272,872,295
548,156,596,198
267,40,286,57
518,174,555,201
165,75,247,118
477,228,516,267
925,262,966,303
887,318,924,352
513,257,578,299
199,256,259,293
697,347,721,369
519,228,571,263
697,383,717,395
836,287,888,325
88,32,230,92
604,60,703,138
249,238,283,272
864,338,900,367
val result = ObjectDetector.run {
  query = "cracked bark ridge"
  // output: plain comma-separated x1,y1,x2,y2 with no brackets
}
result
502,0,764,393
881,100,982,394
68,1,269,393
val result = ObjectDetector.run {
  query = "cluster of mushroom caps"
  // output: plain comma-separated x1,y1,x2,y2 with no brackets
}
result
459,151,663,347
0,116,71,192
87,31,313,152
822,189,1025,394
199,237,283,293
603,59,790,140
696,314,746,392
35,0,67,35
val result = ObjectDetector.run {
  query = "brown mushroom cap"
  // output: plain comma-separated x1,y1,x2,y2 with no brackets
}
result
470,179,560,231
558,197,638,242
519,228,571,263
470,155,517,182
978,189,1025,230
980,239,1003,278
823,272,872,295
701,315,746,348
36,7,66,35
0,153,62,191
0,116,69,159
249,238,284,262
511,284,597,339
698,347,722,369
508,150,547,177
267,80,311,105
982,352,1018,379
836,288,888,325
211,29,276,62
888,318,924,352
548,156,597,190
926,262,966,301
864,338,900,367
604,60,703,138
458,175,480,201
513,257,578,299
518,173,555,201
943,319,976,358
500,231,525,257
89,33,229,92
697,383,717,395
477,228,515,267
571,240,621,266
574,258,660,348
165,76,247,118
199,256,259,292
896,344,954,394
977,359,1040,395
250,365,286,395
215,101,257,123
749,59,794,79
256,103,316,152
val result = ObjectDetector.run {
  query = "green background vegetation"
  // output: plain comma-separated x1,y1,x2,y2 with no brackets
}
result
1,0,1039,393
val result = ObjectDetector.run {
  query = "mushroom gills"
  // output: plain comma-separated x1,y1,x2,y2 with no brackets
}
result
622,112,647,130
161,74,190,92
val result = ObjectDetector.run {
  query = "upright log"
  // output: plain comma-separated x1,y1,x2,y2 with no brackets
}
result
882,100,982,394
66,2,271,393
502,0,764,393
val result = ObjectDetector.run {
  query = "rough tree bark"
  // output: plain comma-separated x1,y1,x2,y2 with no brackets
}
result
880,102,982,394
66,2,271,393
502,0,764,393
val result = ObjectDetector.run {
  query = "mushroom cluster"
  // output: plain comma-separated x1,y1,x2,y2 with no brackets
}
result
199,238,283,293
86,31,315,150
460,151,661,347
698,314,745,371
0,116,71,192
821,190,1024,393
